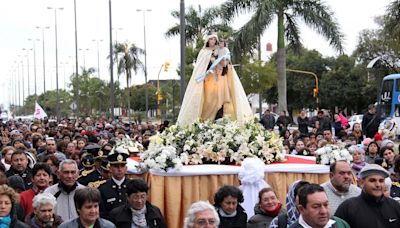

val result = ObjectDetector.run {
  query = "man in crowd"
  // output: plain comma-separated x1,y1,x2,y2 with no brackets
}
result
321,161,361,214
77,154,103,188
335,164,400,228
99,149,130,219
44,159,85,221
37,137,66,162
20,162,51,215
6,149,32,189
362,104,380,138
323,129,336,144
260,109,275,131
184,201,220,228
290,184,350,228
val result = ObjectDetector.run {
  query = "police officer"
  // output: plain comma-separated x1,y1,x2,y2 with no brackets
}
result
77,154,103,188
99,149,130,220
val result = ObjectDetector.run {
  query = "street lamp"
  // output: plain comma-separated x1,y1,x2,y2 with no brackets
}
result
28,38,40,96
36,26,50,94
92,39,103,78
47,6,64,120
112,27,123,43
22,48,32,97
109,0,115,119
79,48,89,70
136,8,152,118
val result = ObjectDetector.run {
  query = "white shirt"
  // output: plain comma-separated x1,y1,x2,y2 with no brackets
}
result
299,215,336,228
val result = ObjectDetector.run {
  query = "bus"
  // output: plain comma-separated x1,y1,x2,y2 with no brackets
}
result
378,73,400,137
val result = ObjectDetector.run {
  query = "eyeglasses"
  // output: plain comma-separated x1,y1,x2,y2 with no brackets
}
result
131,193,147,201
195,219,217,226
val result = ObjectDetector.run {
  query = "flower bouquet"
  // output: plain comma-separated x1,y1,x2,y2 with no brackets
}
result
112,135,144,156
315,144,353,165
140,117,286,172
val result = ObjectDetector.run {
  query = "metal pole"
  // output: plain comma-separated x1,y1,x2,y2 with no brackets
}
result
137,9,151,119
21,60,25,108
74,0,80,117
26,51,31,96
48,7,63,120
32,39,38,95
37,26,49,94
286,69,319,110
180,0,186,103
109,0,115,119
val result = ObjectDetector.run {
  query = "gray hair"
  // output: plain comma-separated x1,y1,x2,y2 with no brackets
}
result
32,193,57,209
183,201,220,228
58,159,78,172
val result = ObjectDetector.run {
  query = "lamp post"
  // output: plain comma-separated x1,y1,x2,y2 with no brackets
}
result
22,48,32,97
180,0,186,103
28,38,40,96
74,0,79,117
79,48,89,70
36,26,50,94
20,59,25,108
286,69,319,110
47,6,64,120
112,27,123,43
92,39,103,78
109,0,115,119
136,9,151,119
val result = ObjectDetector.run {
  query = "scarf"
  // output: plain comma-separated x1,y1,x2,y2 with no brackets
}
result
217,207,237,217
262,202,282,217
131,205,147,228
0,216,11,228
352,162,366,173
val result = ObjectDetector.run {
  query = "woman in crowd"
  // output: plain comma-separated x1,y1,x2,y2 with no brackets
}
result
59,188,115,228
247,188,286,228
379,146,397,173
24,193,63,227
349,123,363,144
43,155,60,185
109,179,166,228
349,145,366,184
0,184,29,227
364,141,380,164
213,185,247,228
306,141,318,156
270,180,309,228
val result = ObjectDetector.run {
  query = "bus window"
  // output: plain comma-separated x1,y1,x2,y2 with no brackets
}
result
396,79,400,92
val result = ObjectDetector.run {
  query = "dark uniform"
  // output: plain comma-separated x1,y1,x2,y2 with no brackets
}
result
99,150,130,220
78,147,104,188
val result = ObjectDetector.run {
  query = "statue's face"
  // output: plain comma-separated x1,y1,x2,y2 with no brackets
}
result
208,37,216,47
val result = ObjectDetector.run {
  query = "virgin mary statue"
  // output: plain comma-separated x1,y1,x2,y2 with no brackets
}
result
177,33,253,126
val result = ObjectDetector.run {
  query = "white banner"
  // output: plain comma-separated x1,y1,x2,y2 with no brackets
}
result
33,102,48,119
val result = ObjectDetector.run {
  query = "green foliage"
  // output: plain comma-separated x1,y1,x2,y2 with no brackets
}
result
240,60,276,94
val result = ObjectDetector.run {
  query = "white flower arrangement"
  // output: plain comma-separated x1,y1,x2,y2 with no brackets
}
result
112,135,144,155
316,144,353,165
140,117,286,171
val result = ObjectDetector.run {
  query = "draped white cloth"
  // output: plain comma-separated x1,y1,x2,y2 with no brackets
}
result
176,46,253,126
238,158,270,219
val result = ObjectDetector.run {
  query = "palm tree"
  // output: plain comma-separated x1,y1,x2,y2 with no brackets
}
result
220,0,344,112
384,0,400,41
113,42,144,120
165,5,233,47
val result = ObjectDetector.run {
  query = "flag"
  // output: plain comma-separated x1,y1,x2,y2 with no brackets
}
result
33,102,47,119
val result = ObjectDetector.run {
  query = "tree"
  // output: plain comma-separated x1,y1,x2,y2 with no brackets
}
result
220,0,344,112
113,42,144,119
165,5,232,46
384,0,400,41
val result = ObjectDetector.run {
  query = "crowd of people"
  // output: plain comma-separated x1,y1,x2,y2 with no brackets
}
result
0,104,400,227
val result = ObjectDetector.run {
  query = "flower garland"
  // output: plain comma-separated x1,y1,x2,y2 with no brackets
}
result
140,118,285,171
